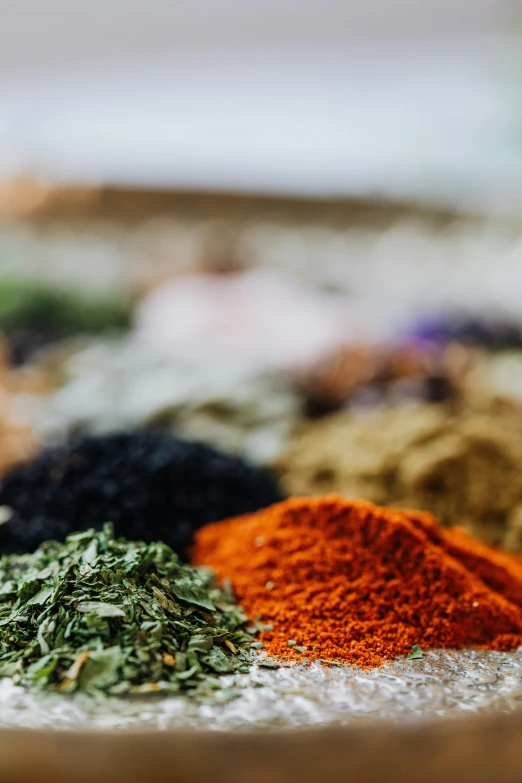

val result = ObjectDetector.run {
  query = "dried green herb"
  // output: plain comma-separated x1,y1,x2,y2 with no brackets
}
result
407,644,424,660
0,524,254,695
0,278,132,336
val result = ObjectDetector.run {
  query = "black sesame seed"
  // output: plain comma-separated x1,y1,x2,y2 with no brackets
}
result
0,432,284,559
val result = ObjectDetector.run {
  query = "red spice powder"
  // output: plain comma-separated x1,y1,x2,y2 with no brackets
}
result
192,495,522,667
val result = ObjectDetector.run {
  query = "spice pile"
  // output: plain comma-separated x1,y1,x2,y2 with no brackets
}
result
465,351,522,409
408,314,522,351
135,271,355,371
0,524,254,694
296,343,461,415
0,393,35,475
0,277,132,365
194,496,522,668
29,339,302,465
0,432,283,559
0,338,38,475
277,405,522,550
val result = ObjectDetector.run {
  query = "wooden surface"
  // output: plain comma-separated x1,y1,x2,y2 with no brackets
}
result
0,181,487,226
2,708,522,783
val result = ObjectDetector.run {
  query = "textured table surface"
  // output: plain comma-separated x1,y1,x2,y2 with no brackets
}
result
1,648,522,732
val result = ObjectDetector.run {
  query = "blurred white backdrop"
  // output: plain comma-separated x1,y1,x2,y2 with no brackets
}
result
0,0,520,209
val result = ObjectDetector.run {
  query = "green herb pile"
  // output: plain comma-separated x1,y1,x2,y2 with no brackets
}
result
0,524,254,695
0,276,132,364
0,277,132,335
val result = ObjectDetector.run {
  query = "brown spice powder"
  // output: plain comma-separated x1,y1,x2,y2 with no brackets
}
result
276,405,522,551
0,339,37,474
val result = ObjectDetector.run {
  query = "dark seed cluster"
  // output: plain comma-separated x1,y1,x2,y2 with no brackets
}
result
0,433,283,559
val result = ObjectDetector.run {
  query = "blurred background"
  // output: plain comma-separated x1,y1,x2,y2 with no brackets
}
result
1,0,521,208
1,0,522,549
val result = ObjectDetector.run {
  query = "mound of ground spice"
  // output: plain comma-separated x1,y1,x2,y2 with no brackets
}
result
193,496,522,667
295,343,460,416
0,277,132,365
0,432,283,559
277,405,522,551
0,337,37,474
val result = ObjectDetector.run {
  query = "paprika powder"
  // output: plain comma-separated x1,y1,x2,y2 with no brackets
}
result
193,495,522,668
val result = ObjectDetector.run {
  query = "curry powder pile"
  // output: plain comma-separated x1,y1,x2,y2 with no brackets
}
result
276,405,522,551
193,496,522,667
0,337,37,475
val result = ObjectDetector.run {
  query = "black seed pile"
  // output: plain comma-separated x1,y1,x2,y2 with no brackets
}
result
0,433,284,559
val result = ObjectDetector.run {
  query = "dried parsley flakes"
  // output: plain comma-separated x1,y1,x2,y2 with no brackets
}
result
0,523,254,695
407,645,424,661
